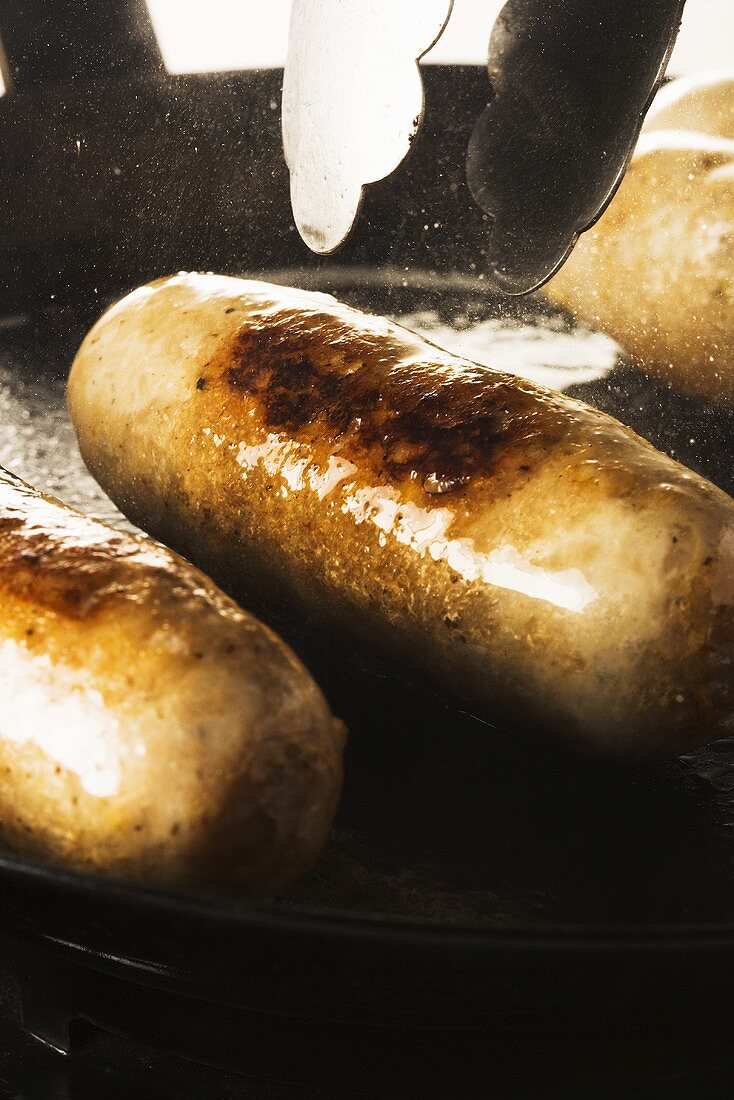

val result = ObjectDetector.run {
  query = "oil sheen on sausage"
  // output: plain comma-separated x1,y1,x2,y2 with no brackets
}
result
68,273,734,759
0,466,343,893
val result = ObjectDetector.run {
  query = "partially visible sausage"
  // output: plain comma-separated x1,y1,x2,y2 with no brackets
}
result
0,467,344,894
69,273,734,759
644,70,734,139
547,72,734,404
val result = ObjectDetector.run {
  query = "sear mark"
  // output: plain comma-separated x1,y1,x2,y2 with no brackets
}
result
221,307,569,492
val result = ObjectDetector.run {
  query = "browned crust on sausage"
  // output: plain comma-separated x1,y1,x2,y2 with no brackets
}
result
0,467,239,625
213,307,568,495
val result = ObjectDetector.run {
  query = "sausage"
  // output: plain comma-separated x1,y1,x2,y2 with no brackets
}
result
546,73,734,404
0,466,344,894
643,70,734,140
68,273,734,759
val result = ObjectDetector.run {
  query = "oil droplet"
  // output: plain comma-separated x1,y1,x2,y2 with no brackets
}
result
422,472,472,496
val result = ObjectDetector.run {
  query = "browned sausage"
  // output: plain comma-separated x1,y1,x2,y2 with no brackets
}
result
0,465,344,893
69,273,734,759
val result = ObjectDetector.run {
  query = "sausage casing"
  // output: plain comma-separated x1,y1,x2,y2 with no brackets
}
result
0,466,343,893
69,273,734,758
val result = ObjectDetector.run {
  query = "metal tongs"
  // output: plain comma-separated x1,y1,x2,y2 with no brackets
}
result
283,0,687,294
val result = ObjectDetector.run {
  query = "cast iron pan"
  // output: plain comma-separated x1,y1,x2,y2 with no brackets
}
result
3,269,734,1018
0,28,734,1090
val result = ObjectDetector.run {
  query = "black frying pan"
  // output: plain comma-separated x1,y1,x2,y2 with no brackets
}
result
0,10,734,1090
